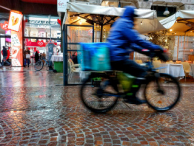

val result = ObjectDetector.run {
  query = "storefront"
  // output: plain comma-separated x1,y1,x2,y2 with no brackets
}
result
160,10,194,61
0,11,23,67
0,13,11,64
23,15,61,65
0,12,61,67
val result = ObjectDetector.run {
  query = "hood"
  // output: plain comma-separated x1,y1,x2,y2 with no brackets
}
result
121,6,136,21
3,46,6,50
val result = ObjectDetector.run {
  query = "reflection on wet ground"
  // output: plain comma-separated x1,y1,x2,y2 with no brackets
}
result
0,66,63,87
0,67,194,145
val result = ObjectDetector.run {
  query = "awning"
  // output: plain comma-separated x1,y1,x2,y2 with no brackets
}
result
160,10,194,35
63,2,165,34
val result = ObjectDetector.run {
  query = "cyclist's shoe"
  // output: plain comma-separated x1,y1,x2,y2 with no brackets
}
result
124,96,146,105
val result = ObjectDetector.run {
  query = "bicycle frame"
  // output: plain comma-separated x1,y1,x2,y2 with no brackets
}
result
91,60,167,98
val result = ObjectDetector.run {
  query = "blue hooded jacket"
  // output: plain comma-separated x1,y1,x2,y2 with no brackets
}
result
107,6,162,61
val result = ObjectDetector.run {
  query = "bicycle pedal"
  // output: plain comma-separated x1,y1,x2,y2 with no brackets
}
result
123,98,146,105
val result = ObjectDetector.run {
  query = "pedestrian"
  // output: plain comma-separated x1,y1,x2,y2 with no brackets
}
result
40,53,42,60
24,49,27,67
71,52,78,64
42,52,46,65
1,46,11,68
35,51,39,63
42,52,46,60
25,49,30,67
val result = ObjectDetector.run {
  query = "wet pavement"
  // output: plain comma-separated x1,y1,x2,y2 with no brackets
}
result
0,66,194,146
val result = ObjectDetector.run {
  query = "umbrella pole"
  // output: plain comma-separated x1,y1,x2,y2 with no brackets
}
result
177,36,179,60
100,24,103,42
183,35,185,61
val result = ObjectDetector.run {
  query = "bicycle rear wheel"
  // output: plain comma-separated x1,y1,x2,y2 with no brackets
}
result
34,60,43,71
144,73,181,112
80,73,119,113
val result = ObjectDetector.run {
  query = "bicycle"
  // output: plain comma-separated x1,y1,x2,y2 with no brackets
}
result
34,59,53,71
80,51,181,113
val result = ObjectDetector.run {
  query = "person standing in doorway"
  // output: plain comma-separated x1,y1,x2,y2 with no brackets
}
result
1,46,11,68
35,51,39,63
26,49,30,67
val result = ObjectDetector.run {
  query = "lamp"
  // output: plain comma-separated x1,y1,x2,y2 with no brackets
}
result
163,5,170,15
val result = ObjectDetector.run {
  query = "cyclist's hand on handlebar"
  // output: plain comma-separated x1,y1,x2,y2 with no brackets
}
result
154,46,164,53
157,48,169,62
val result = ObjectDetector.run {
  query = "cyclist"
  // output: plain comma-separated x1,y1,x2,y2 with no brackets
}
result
107,6,164,105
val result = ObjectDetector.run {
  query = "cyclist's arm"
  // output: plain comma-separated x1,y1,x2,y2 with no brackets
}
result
123,25,163,52
130,43,144,53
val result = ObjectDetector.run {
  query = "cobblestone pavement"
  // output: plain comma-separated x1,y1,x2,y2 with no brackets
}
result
0,67,194,146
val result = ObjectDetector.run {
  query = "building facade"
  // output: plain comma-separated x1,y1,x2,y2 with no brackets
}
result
70,0,194,10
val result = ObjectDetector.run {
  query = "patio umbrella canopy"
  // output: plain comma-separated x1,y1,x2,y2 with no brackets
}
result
63,2,165,36
160,10,194,36
160,10,194,61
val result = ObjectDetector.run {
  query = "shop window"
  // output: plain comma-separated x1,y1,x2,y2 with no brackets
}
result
67,26,93,43
0,13,10,37
24,38,61,65
0,37,11,64
24,15,61,39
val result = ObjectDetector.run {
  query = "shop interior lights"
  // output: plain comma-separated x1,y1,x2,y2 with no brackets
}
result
163,4,170,15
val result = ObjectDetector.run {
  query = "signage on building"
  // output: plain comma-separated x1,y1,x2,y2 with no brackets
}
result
8,11,23,32
37,40,46,47
57,0,69,12
9,10,23,67
28,20,58,25
0,21,9,31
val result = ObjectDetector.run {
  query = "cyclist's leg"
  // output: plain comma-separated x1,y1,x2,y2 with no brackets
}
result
111,59,147,104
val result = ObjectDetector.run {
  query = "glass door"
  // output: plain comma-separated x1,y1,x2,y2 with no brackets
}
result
64,25,94,85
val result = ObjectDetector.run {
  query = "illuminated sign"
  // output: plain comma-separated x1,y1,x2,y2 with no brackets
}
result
28,20,58,25
8,11,23,32
57,0,69,12
0,21,9,31
37,40,46,47
10,10,23,67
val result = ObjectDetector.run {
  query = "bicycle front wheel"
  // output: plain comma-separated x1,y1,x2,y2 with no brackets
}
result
34,60,43,71
80,74,119,113
144,73,181,112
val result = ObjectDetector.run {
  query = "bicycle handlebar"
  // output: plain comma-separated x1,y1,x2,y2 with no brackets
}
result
142,49,169,62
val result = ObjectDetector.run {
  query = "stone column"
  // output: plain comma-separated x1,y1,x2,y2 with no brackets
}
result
181,4,194,10
137,0,152,9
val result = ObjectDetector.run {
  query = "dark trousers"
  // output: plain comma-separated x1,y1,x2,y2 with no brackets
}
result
24,59,30,67
111,59,147,77
2,56,11,66
111,59,147,96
